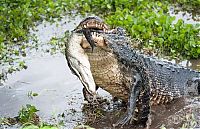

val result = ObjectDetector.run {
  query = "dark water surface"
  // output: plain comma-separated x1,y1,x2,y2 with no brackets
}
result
0,11,200,129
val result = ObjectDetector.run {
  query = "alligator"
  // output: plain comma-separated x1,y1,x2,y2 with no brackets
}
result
65,16,200,128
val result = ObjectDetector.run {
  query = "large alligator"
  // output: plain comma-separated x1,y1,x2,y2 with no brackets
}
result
65,16,200,128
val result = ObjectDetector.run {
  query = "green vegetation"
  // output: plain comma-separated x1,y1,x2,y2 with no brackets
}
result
48,31,69,55
28,91,39,99
0,104,59,129
18,104,39,124
0,0,199,80
64,0,200,59
106,8,199,58
18,105,60,129
22,125,58,129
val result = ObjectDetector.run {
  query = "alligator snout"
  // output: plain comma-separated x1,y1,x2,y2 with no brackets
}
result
66,32,96,96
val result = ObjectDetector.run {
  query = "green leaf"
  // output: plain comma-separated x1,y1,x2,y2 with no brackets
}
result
40,126,58,129
22,125,39,129
197,49,200,54
106,4,111,9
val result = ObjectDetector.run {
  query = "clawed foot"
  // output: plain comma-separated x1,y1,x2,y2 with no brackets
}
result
113,112,133,128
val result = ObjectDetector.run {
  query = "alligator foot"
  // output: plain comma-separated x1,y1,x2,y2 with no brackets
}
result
113,112,133,127
113,73,142,127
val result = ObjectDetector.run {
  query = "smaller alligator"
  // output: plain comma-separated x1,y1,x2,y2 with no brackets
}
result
65,16,200,128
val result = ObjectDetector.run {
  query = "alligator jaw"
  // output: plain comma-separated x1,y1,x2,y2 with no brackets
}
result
74,16,109,50
66,32,96,95
75,16,108,32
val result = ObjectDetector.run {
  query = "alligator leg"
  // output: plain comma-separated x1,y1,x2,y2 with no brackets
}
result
138,86,151,128
113,72,142,127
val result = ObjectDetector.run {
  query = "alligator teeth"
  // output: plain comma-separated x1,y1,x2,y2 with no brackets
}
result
96,32,99,37
97,23,100,27
86,23,89,27
104,24,108,30
93,31,95,35
94,31,97,36
95,23,98,27
83,24,87,28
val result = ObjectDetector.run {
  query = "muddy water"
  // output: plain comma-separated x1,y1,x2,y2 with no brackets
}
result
0,16,83,128
1,11,200,129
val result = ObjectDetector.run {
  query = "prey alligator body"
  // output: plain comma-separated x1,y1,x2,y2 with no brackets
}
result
65,16,200,127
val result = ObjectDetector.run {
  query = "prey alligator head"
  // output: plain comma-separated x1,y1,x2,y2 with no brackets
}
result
66,16,113,96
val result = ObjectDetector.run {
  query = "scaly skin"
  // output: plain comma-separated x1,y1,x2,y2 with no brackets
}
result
66,16,200,127
87,46,130,101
